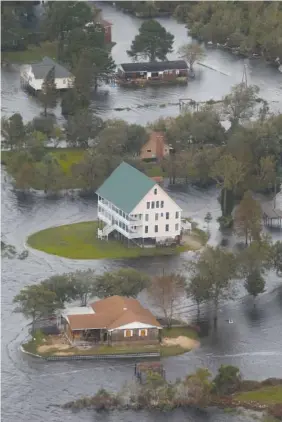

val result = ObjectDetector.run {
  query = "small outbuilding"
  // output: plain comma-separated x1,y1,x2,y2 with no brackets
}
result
116,60,188,85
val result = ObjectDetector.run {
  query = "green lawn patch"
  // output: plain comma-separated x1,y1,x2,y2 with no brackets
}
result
2,41,58,64
234,386,282,405
48,148,85,176
27,221,195,260
160,345,190,357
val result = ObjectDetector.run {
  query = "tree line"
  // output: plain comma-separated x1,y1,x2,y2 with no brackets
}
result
13,240,282,332
175,2,282,65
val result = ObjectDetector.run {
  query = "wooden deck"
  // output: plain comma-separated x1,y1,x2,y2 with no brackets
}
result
261,203,282,227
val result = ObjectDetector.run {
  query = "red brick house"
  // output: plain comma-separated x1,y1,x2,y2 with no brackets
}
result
140,131,171,161
61,296,162,345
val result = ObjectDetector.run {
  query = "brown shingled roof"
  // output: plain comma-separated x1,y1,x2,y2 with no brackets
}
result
66,296,161,331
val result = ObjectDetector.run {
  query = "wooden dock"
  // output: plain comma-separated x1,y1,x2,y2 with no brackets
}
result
261,203,282,227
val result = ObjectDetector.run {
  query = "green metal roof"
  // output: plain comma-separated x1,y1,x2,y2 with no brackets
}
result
96,162,155,214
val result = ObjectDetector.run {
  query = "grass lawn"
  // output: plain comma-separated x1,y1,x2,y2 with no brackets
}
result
27,221,195,260
2,42,58,64
234,386,282,405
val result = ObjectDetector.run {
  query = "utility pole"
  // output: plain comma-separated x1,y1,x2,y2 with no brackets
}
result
242,62,248,88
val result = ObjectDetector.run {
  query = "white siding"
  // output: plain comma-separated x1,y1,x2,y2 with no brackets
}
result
97,185,182,241
131,185,182,240
21,66,74,91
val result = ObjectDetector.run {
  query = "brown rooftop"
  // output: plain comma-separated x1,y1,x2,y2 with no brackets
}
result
66,296,161,331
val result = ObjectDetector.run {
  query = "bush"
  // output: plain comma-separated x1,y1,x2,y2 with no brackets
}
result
213,365,241,395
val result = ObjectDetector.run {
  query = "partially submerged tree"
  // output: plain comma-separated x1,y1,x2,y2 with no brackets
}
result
95,268,149,298
189,246,237,327
234,190,262,245
178,43,206,71
1,113,25,150
210,154,245,216
39,66,57,116
223,83,260,127
272,241,282,277
127,20,174,61
244,269,266,303
186,275,209,321
13,284,61,332
65,110,104,148
149,272,186,327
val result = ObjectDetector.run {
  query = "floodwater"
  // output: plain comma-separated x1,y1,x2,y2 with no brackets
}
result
1,2,282,124
1,4,282,422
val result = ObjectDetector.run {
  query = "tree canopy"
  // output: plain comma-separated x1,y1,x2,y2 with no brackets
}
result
95,268,149,298
127,20,174,61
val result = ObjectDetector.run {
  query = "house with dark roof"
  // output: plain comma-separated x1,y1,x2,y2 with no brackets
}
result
61,296,162,345
116,60,188,85
96,162,182,245
20,56,74,91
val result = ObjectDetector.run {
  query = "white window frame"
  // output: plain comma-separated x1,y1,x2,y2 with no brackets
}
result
138,328,148,337
124,329,133,338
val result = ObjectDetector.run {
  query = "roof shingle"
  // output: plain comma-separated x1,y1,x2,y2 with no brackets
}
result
31,57,73,80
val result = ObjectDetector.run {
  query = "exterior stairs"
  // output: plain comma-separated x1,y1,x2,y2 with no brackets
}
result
97,224,115,239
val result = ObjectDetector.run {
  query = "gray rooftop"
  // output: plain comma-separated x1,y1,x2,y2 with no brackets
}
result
31,56,73,80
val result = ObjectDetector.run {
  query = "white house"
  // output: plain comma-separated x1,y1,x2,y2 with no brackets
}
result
96,162,182,246
20,56,74,91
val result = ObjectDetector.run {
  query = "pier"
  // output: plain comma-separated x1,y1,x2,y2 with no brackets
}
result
261,203,282,228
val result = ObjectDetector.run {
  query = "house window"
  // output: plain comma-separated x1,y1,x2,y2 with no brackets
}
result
139,329,148,337
156,201,159,208
145,226,148,233
165,224,169,232
175,223,179,231
155,225,158,233
147,149,152,152
151,201,155,209
154,188,157,195
63,79,66,84
161,201,164,208
176,212,179,219
155,213,158,221
145,214,149,222
166,212,169,219
124,329,133,338
147,202,150,209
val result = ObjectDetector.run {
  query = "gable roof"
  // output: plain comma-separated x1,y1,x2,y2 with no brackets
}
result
65,296,162,331
31,57,73,80
96,162,156,214
120,60,188,73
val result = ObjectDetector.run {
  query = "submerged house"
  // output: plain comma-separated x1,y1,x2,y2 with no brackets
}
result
61,296,162,345
116,60,188,85
20,56,74,91
96,162,182,245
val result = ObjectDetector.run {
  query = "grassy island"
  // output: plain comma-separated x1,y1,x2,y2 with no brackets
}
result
22,326,199,359
27,221,206,260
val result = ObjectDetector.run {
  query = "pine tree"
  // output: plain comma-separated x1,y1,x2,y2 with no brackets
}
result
39,66,57,116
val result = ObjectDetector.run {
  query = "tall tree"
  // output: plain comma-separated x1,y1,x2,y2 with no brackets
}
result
210,154,245,216
65,110,104,148
39,66,57,116
127,20,174,61
186,275,209,320
36,154,65,193
13,284,61,332
41,274,77,306
95,268,149,298
238,238,272,304
149,272,186,327
1,113,25,150
43,1,92,60
272,241,282,277
178,43,206,71
223,83,260,127
234,190,262,245
189,246,237,327
69,269,97,306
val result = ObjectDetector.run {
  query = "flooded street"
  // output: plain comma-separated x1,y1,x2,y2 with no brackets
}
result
1,4,282,422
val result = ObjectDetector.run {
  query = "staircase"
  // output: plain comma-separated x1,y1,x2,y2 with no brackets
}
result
97,224,115,239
